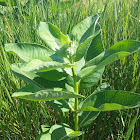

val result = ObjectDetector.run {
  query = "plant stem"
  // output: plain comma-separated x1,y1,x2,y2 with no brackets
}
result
72,67,79,140
75,98,79,130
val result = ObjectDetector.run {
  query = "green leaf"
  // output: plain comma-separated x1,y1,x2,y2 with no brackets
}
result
20,59,74,72
79,67,104,89
65,83,74,93
51,53,65,63
5,43,54,62
11,63,43,87
75,31,101,62
78,65,96,79
41,124,50,133
71,14,99,48
37,69,68,81
65,57,85,90
68,131,83,138
38,22,69,51
11,63,66,88
75,57,85,73
80,90,140,111
64,56,85,77
36,123,82,140
46,100,71,112
46,98,75,113
66,75,74,89
79,40,140,79
12,84,84,101
79,83,111,127
36,130,50,140
77,46,104,89
79,111,100,128
86,31,104,61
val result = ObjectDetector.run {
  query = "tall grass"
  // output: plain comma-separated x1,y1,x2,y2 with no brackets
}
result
0,0,139,139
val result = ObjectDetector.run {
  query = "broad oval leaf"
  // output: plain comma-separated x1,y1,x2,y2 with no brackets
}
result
36,123,82,140
11,63,66,88
38,22,69,51
71,14,99,47
79,83,111,127
79,40,140,79
12,84,84,101
5,43,54,62
80,90,140,112
75,30,101,62
20,59,74,72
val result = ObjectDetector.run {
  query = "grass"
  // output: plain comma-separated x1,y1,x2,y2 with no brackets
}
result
0,0,140,139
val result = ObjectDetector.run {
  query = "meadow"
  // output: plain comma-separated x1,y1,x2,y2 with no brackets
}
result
0,0,140,139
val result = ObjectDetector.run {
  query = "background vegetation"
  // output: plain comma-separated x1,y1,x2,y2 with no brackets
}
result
0,0,140,139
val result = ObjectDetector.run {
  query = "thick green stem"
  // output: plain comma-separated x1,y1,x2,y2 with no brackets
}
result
72,67,79,140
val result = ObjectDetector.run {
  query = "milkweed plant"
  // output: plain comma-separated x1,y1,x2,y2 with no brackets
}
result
5,15,140,140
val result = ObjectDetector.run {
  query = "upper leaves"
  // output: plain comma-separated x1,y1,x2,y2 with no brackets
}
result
5,15,103,66
38,15,103,63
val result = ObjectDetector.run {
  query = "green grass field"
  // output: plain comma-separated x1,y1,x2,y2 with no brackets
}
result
0,0,140,139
